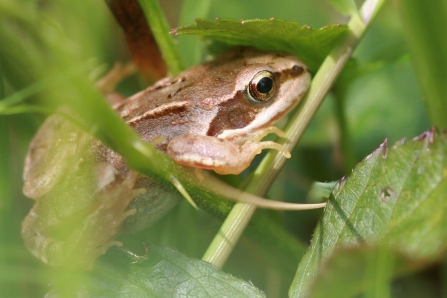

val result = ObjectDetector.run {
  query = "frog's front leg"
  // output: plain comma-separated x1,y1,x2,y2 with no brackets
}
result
166,127,291,175
21,165,139,269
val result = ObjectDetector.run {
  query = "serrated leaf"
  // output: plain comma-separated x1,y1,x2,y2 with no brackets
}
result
174,18,348,72
53,245,265,297
290,130,447,297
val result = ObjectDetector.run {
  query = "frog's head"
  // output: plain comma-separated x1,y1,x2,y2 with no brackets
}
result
205,48,311,143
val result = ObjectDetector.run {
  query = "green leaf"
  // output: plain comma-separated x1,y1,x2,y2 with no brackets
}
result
396,0,447,129
306,246,427,298
290,129,447,297
306,181,338,202
55,245,265,297
174,18,348,72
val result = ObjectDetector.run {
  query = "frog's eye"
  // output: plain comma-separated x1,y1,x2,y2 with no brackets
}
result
248,70,276,102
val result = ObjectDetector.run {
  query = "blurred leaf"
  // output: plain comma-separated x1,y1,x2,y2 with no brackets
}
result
345,60,429,157
178,0,211,67
174,18,348,72
306,181,337,202
0,22,39,89
290,129,447,297
326,0,358,16
306,246,428,298
396,0,447,129
56,245,265,297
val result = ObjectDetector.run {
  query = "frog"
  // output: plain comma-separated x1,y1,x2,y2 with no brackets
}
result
21,48,313,269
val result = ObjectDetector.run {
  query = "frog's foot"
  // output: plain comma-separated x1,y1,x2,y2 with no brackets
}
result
244,126,285,142
194,168,205,181
96,62,137,105
21,166,139,269
166,127,290,175
243,126,291,158
84,167,140,263
96,62,137,94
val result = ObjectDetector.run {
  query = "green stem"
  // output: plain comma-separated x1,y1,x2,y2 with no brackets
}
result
202,203,256,266
364,249,393,298
333,90,357,172
0,56,4,98
202,0,386,268
178,0,211,67
138,0,184,74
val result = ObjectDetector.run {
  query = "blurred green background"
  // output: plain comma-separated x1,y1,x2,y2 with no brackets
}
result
0,0,431,297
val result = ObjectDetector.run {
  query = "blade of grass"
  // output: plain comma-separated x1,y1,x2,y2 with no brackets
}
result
138,0,185,74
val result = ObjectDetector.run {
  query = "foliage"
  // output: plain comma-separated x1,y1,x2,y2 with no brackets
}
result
1,0,445,297
292,130,447,296
175,18,348,72
53,245,265,297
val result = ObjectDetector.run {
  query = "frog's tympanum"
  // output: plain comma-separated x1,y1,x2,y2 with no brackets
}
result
22,48,311,269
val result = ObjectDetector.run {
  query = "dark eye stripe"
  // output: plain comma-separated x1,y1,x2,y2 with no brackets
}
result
206,91,257,137
273,65,306,81
206,64,308,137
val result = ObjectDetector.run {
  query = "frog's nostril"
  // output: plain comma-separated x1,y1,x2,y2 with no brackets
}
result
289,65,304,75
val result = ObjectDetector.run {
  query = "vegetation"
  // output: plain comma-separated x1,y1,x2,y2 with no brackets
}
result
1,0,446,297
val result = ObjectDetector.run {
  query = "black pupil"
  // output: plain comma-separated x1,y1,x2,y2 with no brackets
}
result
256,77,273,94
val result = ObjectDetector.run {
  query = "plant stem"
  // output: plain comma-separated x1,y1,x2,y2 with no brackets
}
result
364,249,393,298
138,0,184,74
202,0,386,269
178,0,211,67
202,203,256,265
0,56,4,98
333,90,357,173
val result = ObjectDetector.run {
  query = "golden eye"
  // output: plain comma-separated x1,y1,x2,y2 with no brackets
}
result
248,70,276,102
